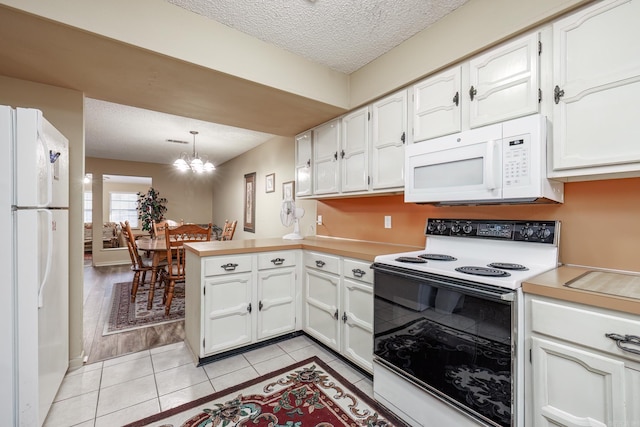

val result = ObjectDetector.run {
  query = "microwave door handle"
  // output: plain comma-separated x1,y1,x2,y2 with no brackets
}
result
484,140,497,190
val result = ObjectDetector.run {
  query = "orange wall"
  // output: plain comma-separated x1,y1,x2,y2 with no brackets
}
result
317,178,640,272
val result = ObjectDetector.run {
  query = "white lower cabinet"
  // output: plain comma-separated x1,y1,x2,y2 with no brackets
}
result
186,250,300,359
303,251,373,372
526,295,640,427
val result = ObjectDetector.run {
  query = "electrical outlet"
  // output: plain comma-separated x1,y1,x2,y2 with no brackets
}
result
384,215,392,229
317,215,323,225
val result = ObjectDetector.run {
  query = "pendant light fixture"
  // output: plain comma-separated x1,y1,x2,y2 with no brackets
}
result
173,130,215,173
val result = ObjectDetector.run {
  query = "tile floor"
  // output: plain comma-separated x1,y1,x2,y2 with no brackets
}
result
43,335,373,427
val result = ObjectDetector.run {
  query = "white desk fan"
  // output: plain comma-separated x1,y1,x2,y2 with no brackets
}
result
280,198,304,240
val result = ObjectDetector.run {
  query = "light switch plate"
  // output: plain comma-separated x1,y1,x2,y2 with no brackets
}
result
384,216,392,228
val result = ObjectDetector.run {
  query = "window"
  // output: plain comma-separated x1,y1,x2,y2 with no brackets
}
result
110,192,138,227
83,192,92,223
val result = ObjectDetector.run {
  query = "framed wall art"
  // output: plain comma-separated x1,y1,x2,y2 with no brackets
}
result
244,172,256,233
265,173,275,193
283,180,295,201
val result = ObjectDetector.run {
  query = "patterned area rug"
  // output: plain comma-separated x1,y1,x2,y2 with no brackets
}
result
103,281,185,335
124,357,406,427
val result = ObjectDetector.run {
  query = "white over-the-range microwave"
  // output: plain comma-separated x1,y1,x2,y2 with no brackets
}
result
404,113,564,205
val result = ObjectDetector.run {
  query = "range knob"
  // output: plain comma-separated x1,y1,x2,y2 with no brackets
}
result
436,223,447,233
462,224,473,234
451,223,461,233
426,222,436,233
520,226,534,238
537,227,551,239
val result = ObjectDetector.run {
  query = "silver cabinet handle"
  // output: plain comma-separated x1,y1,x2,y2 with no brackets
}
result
221,263,238,271
352,268,366,278
315,260,326,268
606,333,640,355
333,309,339,320
271,258,285,265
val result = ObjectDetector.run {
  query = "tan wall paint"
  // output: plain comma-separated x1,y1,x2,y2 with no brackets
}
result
316,178,640,273
0,76,85,369
211,136,317,240
85,157,215,266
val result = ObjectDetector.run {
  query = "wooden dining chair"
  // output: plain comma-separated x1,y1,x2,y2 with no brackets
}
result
161,223,212,315
120,221,153,303
219,219,238,241
152,219,182,237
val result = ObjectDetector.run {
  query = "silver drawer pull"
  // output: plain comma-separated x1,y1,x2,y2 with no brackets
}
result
315,260,326,268
221,263,238,271
606,333,640,355
352,268,366,278
271,258,285,265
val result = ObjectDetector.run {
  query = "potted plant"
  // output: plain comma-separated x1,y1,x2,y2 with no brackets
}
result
136,187,168,237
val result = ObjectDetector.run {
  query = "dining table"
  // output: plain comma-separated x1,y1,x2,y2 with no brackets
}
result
135,236,168,310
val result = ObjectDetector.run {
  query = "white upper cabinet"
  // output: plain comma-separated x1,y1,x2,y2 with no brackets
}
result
411,32,540,143
371,89,407,190
550,0,640,180
312,119,340,195
412,67,462,142
341,106,370,193
294,131,312,198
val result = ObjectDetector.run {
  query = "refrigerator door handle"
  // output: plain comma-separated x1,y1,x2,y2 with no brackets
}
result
37,209,53,308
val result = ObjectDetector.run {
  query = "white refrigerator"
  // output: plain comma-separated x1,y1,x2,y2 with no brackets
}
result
0,106,69,426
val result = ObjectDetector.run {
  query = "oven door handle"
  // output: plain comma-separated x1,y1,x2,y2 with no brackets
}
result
372,263,516,302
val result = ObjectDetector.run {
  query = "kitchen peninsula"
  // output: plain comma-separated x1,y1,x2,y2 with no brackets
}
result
182,237,421,368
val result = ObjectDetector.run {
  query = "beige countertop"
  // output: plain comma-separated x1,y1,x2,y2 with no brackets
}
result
184,236,422,262
523,266,640,315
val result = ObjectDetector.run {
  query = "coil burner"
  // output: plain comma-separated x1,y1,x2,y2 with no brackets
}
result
418,254,457,261
455,266,511,277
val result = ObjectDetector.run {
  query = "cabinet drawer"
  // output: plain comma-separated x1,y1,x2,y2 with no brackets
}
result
304,251,340,275
530,297,640,363
257,251,296,270
342,258,373,285
203,254,253,276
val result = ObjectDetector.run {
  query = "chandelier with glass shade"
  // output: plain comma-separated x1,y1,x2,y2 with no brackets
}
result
173,130,215,173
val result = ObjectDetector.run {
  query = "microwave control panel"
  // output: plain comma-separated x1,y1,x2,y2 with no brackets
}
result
425,218,559,245
503,135,531,187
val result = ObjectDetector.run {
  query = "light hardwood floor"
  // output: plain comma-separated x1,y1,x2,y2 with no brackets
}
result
83,258,185,364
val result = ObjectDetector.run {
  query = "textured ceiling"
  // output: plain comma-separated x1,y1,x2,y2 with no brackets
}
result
166,0,469,74
85,0,469,165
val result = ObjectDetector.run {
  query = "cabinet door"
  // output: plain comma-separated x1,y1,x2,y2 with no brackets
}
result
468,33,539,128
202,273,253,356
342,278,373,372
412,67,462,142
551,0,640,175
313,119,340,195
531,337,626,427
303,268,340,351
371,90,407,190
341,106,370,193
257,267,296,341
294,131,312,197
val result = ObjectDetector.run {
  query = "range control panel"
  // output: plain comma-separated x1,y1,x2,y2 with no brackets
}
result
425,218,559,244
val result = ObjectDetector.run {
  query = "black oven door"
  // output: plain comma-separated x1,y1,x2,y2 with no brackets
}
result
372,263,516,427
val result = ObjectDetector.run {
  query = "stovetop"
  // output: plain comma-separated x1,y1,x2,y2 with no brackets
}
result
374,218,560,289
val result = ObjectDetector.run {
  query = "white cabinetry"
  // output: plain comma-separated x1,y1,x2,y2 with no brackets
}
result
412,32,540,142
256,251,297,341
186,250,300,359
340,258,374,372
371,89,407,190
303,251,341,351
526,295,640,427
303,251,374,372
341,106,370,193
312,119,340,195
549,0,640,180
294,131,312,198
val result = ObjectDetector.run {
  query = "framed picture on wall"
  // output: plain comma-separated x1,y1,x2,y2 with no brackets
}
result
283,180,295,201
244,172,256,233
265,173,275,193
